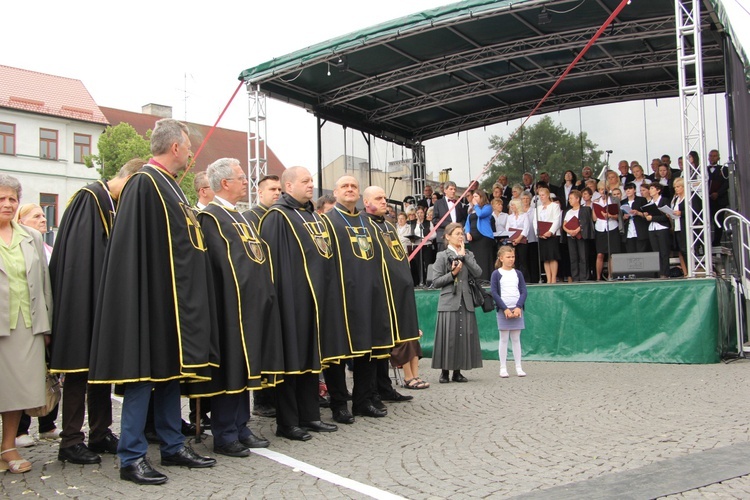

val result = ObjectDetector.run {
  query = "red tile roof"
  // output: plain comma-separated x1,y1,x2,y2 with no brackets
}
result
0,65,108,125
99,107,286,177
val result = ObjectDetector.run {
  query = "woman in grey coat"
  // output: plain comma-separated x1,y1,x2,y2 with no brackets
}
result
431,222,484,383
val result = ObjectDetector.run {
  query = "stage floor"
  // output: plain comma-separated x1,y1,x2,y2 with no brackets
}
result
415,278,722,364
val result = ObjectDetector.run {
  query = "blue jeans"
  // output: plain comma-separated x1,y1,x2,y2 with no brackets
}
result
117,381,184,467
210,391,251,447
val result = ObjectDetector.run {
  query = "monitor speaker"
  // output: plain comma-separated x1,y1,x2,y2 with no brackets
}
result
610,252,660,279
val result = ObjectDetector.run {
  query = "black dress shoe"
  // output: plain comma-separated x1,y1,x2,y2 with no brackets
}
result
275,425,312,441
120,457,168,485
439,372,450,384
452,373,469,383
332,408,355,424
88,433,119,454
352,405,387,418
380,391,413,402
253,403,276,418
318,395,331,408
300,420,338,433
213,440,250,458
161,446,216,468
58,443,101,464
371,395,387,411
239,431,270,448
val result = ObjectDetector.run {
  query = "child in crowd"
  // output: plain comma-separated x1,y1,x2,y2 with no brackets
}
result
490,246,528,378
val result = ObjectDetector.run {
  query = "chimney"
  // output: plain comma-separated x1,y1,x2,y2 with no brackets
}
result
141,103,173,118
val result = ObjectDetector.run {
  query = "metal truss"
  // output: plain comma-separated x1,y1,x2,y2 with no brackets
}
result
676,0,711,277
247,84,268,206
412,76,725,140
411,144,426,200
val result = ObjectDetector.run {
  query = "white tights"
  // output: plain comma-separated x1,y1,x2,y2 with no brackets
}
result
499,330,522,369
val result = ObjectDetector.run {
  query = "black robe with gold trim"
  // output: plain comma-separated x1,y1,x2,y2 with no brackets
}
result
366,213,421,343
49,181,114,373
322,204,394,357
259,193,348,371
88,165,220,384
186,202,284,397
242,203,269,233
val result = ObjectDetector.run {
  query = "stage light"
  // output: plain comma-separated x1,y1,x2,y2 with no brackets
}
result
538,7,552,25
327,62,331,77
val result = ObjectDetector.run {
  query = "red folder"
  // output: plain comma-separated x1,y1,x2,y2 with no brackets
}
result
564,216,583,239
508,227,527,244
537,220,552,235
592,203,618,219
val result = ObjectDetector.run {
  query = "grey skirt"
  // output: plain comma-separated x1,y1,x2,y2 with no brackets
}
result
431,299,483,371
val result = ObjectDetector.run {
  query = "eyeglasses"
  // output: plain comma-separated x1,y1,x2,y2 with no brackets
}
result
228,175,248,182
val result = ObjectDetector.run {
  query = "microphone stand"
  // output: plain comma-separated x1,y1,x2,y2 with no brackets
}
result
534,194,543,283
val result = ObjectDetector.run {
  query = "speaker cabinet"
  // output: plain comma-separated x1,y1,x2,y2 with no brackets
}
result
610,252,660,279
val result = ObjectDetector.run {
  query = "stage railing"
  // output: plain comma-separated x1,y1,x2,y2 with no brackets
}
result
717,208,750,355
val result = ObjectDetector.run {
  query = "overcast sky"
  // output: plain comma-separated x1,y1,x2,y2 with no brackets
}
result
5,0,748,187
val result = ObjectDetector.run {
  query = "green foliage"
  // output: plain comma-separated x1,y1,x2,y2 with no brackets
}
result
85,123,151,180
179,170,197,207
481,116,605,191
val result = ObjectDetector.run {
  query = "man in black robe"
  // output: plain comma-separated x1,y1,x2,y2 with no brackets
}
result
191,158,283,457
363,186,422,406
242,173,282,419
88,119,218,485
49,158,142,465
321,176,396,423
259,166,347,441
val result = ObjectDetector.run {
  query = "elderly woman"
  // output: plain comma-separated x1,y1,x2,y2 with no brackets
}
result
0,175,52,473
464,188,494,281
15,204,59,447
533,187,562,283
672,177,688,276
431,222,483,384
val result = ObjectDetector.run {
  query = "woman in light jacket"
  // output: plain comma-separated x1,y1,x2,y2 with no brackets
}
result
532,187,561,283
431,223,483,384
0,175,52,474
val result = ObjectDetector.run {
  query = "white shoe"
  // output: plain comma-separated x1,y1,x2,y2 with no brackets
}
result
516,366,526,377
499,368,509,378
39,428,61,440
15,434,35,448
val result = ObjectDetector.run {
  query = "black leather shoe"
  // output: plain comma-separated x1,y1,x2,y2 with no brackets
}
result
120,457,167,485
275,425,312,441
353,405,387,418
318,395,330,408
213,440,250,458
371,395,387,411
253,403,276,418
161,446,216,468
300,420,338,433
439,372,450,384
88,433,119,454
452,373,469,383
380,391,413,402
332,408,355,424
239,431,269,448
58,443,101,464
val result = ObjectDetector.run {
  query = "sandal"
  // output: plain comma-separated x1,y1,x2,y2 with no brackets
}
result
402,378,428,390
1,448,32,474
416,377,430,388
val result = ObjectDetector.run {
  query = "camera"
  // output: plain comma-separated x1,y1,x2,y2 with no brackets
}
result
448,254,465,266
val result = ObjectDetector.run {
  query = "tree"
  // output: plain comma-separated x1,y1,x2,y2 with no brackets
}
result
481,116,605,191
85,123,151,180
85,122,198,205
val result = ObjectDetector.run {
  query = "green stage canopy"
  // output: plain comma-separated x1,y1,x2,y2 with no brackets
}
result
239,0,746,147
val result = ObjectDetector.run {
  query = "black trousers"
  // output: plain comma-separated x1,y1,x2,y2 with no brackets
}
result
649,229,672,276
323,363,348,412
352,356,377,411
376,358,395,397
18,404,58,436
567,237,588,282
275,373,320,427
59,372,112,448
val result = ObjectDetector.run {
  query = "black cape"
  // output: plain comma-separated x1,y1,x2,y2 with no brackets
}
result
88,165,220,384
242,203,269,233
187,202,284,397
259,193,348,371
366,213,421,344
323,204,394,357
49,181,114,373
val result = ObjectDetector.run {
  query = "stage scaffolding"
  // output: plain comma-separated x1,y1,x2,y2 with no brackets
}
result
247,84,268,206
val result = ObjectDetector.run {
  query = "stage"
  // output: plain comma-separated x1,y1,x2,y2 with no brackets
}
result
415,278,728,364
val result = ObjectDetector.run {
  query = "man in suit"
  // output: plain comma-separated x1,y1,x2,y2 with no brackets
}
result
497,175,512,210
539,172,558,198
617,161,634,188
662,154,681,178
707,149,729,246
432,181,467,250
417,185,434,210
522,172,535,193
194,172,214,210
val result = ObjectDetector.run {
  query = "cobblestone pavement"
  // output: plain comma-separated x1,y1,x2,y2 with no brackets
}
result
4,358,750,499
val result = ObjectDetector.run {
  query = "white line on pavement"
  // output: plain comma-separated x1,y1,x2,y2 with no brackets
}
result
251,448,407,500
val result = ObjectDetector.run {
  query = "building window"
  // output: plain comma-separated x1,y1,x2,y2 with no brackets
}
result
0,122,14,155
74,133,91,164
40,193,58,227
40,129,58,160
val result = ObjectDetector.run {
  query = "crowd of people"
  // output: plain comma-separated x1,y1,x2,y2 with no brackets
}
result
400,151,729,283
0,119,441,485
